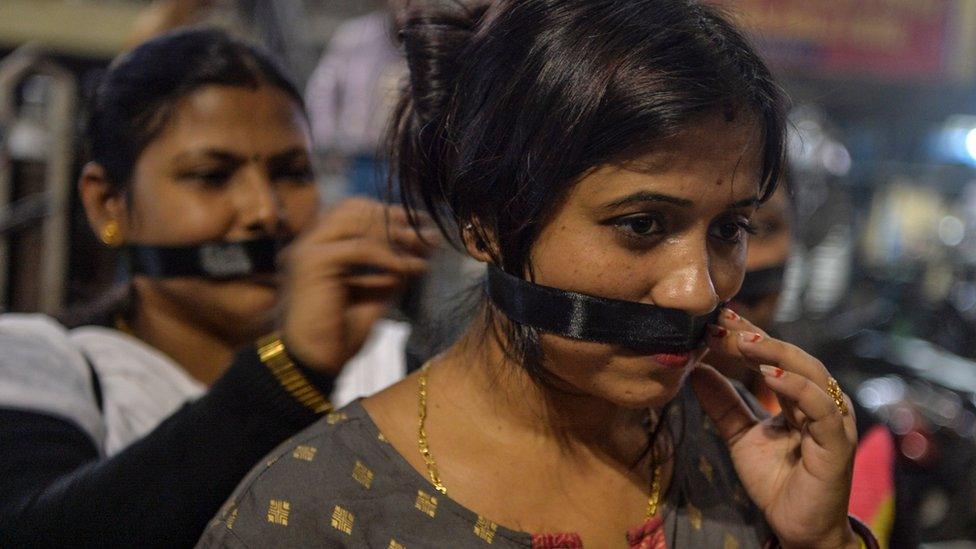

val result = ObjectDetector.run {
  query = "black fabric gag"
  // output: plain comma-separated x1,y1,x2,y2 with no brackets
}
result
735,263,786,306
485,265,720,353
125,237,284,280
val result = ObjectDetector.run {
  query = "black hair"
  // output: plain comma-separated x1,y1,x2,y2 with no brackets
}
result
87,27,305,191
390,0,789,378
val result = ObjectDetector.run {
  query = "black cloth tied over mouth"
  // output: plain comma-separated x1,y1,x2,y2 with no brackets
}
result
485,265,720,354
735,263,786,306
126,237,285,280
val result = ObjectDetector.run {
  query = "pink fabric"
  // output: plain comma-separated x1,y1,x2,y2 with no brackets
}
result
626,516,668,549
530,515,667,549
531,533,583,548
849,425,896,533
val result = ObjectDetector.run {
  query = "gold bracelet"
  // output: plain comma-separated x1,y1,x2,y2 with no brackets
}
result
256,332,333,415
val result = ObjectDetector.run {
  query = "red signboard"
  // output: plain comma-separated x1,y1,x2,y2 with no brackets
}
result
711,0,960,81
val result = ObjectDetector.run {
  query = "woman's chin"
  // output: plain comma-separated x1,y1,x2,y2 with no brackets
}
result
602,377,687,410
543,347,694,410
215,279,278,305
196,281,279,336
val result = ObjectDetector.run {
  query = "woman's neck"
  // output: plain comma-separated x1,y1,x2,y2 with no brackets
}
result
438,323,658,463
128,285,240,386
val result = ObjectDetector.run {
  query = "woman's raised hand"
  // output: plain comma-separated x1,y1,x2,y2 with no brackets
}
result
691,309,860,549
278,197,438,374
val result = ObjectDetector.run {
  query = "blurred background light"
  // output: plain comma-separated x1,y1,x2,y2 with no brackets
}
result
967,127,976,162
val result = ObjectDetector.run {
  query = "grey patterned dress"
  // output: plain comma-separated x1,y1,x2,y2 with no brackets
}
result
197,385,773,548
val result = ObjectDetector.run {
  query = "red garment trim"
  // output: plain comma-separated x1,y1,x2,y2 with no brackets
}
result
530,516,667,549
626,516,667,549
531,533,583,548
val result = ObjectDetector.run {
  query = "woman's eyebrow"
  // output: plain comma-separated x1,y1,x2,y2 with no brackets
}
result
266,147,310,166
171,147,309,166
603,191,694,210
172,149,244,165
728,197,760,209
602,192,760,211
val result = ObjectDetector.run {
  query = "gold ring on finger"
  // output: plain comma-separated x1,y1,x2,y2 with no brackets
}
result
825,377,849,416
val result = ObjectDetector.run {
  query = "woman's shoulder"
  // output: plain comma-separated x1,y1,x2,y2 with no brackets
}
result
204,400,380,493
0,313,105,445
199,396,529,549
198,400,406,547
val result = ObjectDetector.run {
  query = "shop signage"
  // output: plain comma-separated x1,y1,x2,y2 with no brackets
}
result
712,0,972,81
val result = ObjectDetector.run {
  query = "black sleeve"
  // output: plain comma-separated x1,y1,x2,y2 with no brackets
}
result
0,346,335,549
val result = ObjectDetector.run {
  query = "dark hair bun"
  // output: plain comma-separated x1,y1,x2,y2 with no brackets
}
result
399,2,489,123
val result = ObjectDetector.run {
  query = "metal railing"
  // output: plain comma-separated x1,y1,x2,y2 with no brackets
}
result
0,46,77,314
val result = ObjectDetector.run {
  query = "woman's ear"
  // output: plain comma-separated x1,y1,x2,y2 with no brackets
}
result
461,219,496,263
78,162,127,246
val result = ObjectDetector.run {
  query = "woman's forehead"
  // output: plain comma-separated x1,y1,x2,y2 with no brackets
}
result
625,116,762,174
572,119,764,207
151,85,309,153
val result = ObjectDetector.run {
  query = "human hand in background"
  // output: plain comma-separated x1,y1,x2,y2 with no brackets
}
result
278,197,438,374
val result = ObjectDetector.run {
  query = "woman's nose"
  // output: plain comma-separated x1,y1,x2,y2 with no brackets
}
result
650,254,722,316
235,168,282,235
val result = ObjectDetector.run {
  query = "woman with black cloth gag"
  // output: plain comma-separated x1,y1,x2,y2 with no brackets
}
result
200,1,879,547
0,28,434,548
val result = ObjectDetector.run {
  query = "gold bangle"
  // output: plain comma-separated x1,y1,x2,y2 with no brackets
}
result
256,332,333,415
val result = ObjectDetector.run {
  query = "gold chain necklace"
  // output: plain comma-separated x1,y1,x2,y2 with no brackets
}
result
416,364,664,518
417,364,448,494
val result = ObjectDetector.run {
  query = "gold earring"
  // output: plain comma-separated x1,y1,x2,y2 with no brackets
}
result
100,221,123,247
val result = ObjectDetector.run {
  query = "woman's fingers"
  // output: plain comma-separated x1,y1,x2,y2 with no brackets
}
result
290,239,429,282
706,308,857,447
307,198,436,245
775,392,807,432
705,318,808,431
704,324,760,373
713,308,833,392
717,308,768,338
705,309,844,433
704,309,767,370
689,364,759,446
738,334,829,390
388,225,441,257
760,366,856,453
